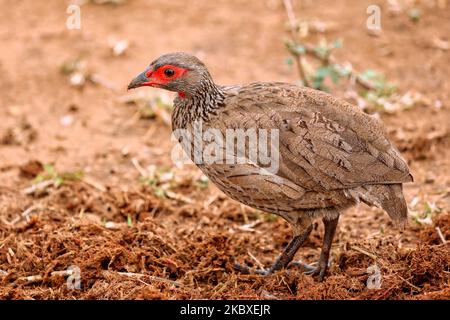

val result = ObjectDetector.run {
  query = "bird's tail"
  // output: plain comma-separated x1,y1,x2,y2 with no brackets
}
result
360,184,408,230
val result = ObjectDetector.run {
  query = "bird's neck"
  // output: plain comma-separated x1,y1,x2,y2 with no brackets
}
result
172,80,225,129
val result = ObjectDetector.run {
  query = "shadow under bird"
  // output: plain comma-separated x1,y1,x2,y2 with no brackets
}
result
128,52,413,281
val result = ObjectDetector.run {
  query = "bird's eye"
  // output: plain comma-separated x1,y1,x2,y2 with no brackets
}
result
164,68,175,77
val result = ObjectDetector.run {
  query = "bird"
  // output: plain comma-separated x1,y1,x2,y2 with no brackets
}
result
128,52,413,281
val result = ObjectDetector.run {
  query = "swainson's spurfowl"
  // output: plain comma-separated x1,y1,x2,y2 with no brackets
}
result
128,52,413,280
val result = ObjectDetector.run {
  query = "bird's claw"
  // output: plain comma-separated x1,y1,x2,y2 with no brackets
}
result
292,260,318,273
293,260,330,281
233,263,271,276
235,260,330,281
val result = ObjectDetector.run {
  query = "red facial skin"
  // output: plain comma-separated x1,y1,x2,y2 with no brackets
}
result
142,64,188,98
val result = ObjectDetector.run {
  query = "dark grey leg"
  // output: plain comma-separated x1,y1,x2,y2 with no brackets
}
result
234,215,313,275
315,215,339,280
298,215,339,281
266,224,313,274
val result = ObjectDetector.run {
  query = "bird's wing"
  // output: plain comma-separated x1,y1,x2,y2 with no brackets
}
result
213,82,413,192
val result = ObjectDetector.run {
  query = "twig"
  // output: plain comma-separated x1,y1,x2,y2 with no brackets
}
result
17,275,43,283
237,220,263,233
283,0,296,31
15,270,77,284
121,111,141,129
282,0,310,87
351,245,378,260
50,270,76,277
282,0,375,91
280,276,294,295
81,176,107,193
108,271,184,287
89,73,119,92
165,191,194,204
144,125,157,140
247,251,265,270
21,205,39,221
261,290,279,300
210,282,229,299
285,42,375,91
204,194,219,208
22,180,54,195
153,107,172,126
5,205,41,225
137,278,151,286
131,157,148,177
435,227,447,244
397,275,422,291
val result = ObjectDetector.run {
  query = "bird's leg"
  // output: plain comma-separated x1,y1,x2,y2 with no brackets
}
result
234,216,312,275
265,223,313,274
295,214,340,281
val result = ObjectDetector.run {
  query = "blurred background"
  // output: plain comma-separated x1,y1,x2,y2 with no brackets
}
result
0,0,448,299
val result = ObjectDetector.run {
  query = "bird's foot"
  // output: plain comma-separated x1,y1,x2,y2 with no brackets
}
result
233,262,272,276
292,260,330,282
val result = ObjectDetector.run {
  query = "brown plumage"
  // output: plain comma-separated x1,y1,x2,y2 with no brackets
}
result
128,52,413,280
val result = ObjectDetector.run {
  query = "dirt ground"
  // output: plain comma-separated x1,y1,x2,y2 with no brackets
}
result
0,0,449,299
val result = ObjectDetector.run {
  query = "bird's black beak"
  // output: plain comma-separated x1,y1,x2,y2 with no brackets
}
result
127,67,152,90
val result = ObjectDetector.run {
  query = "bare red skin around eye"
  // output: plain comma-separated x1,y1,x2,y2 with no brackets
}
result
145,65,187,85
142,65,188,98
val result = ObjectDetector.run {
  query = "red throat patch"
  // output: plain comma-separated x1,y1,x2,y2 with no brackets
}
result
178,92,186,98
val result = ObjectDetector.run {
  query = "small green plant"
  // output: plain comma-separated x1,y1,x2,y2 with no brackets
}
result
139,167,175,198
409,8,421,22
33,164,84,187
194,175,209,189
251,209,278,222
137,96,173,119
264,213,279,223
310,63,350,91
359,69,396,97
59,58,86,76
281,6,422,114
127,215,133,227
120,91,173,125
410,201,441,225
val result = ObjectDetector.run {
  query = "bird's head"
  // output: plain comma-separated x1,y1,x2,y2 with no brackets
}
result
127,52,210,98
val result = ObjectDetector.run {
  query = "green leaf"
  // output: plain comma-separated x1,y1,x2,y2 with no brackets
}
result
43,164,57,178
285,57,294,65
329,65,342,84
153,187,166,198
332,38,343,49
315,66,331,79
335,65,351,77
264,213,279,222
294,44,306,55
194,175,209,189
409,8,421,22
314,45,328,60
62,170,84,181
54,177,64,187
360,69,377,79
